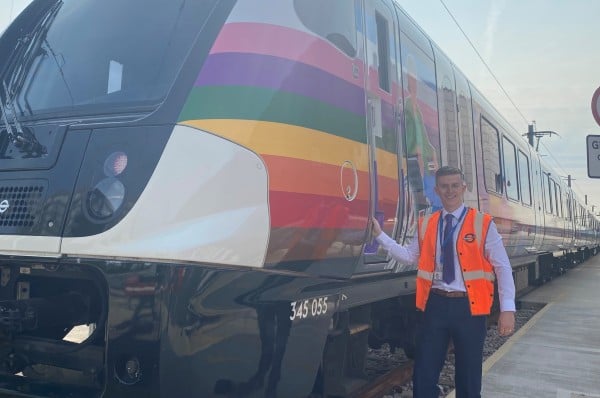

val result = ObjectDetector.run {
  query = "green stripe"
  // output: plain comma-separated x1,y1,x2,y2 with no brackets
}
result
179,86,368,143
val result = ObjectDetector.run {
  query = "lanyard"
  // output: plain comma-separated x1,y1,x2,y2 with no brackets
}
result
438,207,468,250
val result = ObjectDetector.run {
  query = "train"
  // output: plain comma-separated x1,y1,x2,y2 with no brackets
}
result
0,0,598,397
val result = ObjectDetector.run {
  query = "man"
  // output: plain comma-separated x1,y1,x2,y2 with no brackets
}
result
372,166,515,398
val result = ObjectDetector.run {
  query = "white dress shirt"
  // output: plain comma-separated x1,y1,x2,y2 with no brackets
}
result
376,204,516,312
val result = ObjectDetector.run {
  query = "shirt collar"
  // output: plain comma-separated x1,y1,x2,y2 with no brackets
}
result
442,204,466,219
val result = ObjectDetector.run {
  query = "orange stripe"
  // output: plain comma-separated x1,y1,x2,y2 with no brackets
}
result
264,155,399,202
179,119,400,179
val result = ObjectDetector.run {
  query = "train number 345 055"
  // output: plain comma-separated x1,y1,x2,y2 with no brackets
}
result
290,296,329,321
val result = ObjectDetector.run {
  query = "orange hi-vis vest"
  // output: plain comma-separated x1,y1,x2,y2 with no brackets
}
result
416,208,496,315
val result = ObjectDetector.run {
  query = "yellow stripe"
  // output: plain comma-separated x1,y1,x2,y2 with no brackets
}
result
180,119,399,179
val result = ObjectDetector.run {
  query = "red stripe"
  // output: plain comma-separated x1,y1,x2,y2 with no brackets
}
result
263,155,399,203
269,191,397,229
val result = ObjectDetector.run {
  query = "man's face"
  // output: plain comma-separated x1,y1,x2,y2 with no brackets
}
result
434,173,466,212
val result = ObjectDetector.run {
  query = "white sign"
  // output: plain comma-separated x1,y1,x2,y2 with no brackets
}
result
587,135,600,178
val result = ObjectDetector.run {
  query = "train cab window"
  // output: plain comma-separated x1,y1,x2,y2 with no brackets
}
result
5,0,220,116
502,137,519,201
481,117,502,194
294,0,357,57
518,150,532,205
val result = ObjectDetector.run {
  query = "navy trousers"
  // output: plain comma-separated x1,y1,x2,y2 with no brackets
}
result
412,293,487,398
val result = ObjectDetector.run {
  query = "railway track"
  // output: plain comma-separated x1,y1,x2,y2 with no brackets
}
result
349,308,519,398
350,360,414,398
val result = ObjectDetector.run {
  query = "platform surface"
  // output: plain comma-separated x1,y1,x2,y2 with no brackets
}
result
449,256,600,397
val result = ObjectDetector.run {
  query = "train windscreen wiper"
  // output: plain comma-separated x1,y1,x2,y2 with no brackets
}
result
0,80,46,156
5,2,63,117
0,2,64,157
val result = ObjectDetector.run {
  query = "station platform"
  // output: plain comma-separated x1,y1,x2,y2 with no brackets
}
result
450,255,600,397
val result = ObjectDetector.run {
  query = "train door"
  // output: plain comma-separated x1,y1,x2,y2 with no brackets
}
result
357,0,404,272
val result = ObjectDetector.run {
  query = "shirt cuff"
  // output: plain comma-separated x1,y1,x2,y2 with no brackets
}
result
375,231,386,242
499,299,516,312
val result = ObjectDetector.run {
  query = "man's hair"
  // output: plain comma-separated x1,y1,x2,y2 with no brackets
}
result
435,166,465,183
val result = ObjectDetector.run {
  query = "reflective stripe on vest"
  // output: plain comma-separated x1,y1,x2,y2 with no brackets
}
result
417,269,434,280
463,270,495,281
419,213,433,244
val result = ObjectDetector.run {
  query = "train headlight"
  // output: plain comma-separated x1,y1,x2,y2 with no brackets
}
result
85,151,128,221
86,177,125,220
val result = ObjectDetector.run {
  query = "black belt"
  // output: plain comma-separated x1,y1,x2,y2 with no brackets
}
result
430,288,467,298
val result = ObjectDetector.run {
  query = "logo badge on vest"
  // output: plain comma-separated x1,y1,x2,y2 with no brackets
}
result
463,233,476,243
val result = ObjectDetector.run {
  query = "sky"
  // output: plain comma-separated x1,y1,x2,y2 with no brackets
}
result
1,0,600,209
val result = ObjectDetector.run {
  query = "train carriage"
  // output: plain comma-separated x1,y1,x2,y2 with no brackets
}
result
0,0,597,397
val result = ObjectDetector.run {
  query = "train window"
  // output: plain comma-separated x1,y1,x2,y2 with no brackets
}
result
554,182,563,217
542,173,549,213
517,150,532,205
456,72,475,192
502,137,519,201
401,32,441,210
443,74,459,168
545,173,554,214
481,118,502,194
433,49,458,169
375,12,391,92
294,0,357,58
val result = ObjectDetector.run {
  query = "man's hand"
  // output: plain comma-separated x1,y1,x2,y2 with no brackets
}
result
497,311,515,336
372,217,382,236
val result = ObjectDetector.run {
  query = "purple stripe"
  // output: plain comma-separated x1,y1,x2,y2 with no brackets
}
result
196,52,366,116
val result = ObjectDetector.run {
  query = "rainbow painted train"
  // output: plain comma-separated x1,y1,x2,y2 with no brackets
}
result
0,0,598,397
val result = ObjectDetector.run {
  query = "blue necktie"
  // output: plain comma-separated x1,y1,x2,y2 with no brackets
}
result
442,214,455,283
